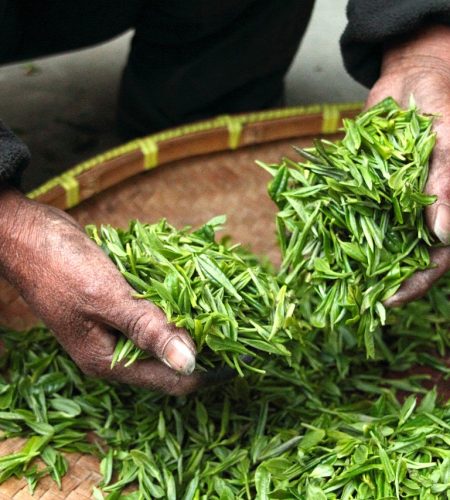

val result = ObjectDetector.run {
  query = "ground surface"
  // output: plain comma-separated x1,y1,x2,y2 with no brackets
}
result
0,0,367,191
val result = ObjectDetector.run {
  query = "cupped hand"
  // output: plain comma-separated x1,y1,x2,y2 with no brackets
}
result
0,185,203,395
366,25,450,306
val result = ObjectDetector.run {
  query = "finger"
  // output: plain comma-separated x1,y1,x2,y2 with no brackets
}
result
110,353,236,395
384,247,450,307
98,294,197,376
73,324,220,395
424,145,450,244
110,359,205,396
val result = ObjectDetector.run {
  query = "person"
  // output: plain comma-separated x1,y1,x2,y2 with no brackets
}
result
0,1,449,395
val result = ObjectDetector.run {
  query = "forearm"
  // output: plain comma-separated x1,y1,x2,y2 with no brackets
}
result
0,183,24,247
0,181,25,212
0,182,37,286
0,120,31,266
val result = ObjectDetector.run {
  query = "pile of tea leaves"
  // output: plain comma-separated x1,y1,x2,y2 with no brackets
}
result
0,271,448,498
261,97,438,357
0,98,448,498
86,217,296,375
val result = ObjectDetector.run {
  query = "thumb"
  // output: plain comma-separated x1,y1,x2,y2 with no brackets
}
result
103,295,197,375
424,122,450,245
384,246,450,307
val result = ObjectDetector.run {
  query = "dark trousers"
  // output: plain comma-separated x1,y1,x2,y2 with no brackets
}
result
0,1,315,138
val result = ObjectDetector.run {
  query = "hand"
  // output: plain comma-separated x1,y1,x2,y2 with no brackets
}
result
366,25,450,306
0,184,202,395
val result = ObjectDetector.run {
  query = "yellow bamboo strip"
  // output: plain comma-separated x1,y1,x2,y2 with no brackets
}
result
27,102,363,208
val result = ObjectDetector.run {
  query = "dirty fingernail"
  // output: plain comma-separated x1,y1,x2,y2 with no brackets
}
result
163,336,196,375
434,203,450,245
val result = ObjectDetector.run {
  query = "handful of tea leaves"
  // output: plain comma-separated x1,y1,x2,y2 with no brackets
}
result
87,217,295,374
261,98,437,357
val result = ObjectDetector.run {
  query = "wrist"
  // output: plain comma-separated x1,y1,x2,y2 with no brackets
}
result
0,184,33,273
381,25,450,78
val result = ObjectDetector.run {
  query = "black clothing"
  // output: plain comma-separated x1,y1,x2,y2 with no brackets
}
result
341,0,450,87
117,0,313,138
0,121,30,183
0,1,142,64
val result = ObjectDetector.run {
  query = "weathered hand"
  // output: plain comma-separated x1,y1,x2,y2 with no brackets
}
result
366,25,450,306
0,185,203,395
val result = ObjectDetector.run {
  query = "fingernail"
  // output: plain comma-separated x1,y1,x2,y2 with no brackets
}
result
163,336,196,375
434,203,450,245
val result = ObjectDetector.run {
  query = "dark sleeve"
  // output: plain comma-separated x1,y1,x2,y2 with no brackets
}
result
340,0,450,87
0,121,30,185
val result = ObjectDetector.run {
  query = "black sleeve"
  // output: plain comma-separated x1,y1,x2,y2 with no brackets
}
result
0,121,30,185
340,0,450,88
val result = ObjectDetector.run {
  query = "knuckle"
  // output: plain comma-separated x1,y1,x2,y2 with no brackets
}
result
164,374,200,396
81,280,107,304
77,355,110,378
61,323,115,379
127,310,165,352
165,382,188,397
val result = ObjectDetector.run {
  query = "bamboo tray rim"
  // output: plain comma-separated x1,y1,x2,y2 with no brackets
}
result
27,102,363,211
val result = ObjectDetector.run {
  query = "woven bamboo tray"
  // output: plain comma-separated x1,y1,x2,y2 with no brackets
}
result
4,102,445,498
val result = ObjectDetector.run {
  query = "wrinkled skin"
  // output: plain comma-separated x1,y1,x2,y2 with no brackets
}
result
367,25,450,306
0,185,204,395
